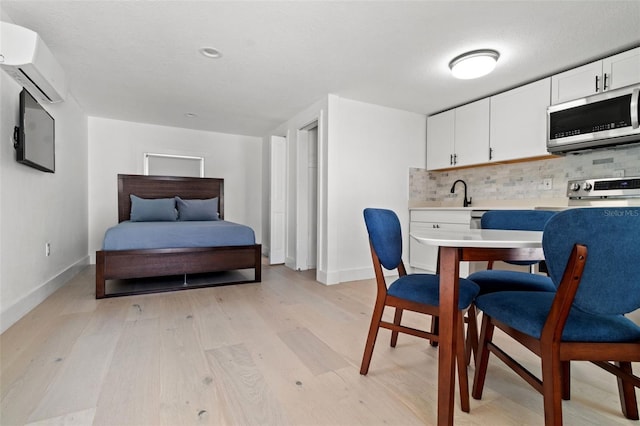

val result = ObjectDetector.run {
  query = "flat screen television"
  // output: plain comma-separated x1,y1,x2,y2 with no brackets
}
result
13,89,55,173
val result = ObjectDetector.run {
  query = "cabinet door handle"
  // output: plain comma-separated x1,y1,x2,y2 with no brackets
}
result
603,73,609,91
450,154,453,165
631,88,639,129
489,147,493,160
453,154,457,165
595,75,600,92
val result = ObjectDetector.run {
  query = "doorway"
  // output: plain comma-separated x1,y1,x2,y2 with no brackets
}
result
269,135,287,265
304,123,318,269
296,121,319,271
270,118,321,274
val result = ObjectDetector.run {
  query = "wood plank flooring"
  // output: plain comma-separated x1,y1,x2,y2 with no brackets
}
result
1,262,637,425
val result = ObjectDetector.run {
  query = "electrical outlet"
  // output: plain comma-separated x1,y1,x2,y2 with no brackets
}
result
45,242,51,257
612,170,624,177
542,178,553,190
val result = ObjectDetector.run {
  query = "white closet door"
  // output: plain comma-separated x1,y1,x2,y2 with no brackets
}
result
269,136,287,265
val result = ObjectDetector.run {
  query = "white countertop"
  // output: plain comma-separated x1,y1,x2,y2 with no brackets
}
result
410,228,543,248
409,197,568,211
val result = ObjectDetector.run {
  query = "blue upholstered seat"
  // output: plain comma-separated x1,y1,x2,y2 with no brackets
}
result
467,209,556,295
387,274,478,311
466,269,555,294
472,207,640,423
476,291,640,342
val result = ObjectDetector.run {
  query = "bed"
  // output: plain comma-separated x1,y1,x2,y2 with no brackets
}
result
95,174,261,298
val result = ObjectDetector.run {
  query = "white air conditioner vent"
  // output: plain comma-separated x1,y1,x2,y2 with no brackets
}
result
0,22,67,103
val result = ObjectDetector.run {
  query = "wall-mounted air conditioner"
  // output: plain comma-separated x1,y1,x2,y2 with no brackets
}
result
0,21,67,103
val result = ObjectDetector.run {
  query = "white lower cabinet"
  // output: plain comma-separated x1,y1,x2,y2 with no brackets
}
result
409,209,472,275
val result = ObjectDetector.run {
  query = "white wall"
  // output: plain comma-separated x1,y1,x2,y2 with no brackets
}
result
266,95,426,285
325,96,426,284
0,71,89,333
87,117,263,260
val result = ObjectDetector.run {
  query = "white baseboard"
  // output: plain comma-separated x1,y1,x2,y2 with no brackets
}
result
284,256,296,270
336,266,375,284
315,266,375,286
1,256,89,334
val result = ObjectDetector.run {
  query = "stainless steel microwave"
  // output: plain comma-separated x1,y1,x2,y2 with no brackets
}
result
547,84,640,154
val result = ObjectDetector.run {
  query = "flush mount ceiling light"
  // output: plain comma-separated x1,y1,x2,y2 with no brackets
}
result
449,49,500,79
200,47,222,59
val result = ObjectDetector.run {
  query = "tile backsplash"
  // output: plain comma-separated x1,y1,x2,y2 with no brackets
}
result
410,145,640,205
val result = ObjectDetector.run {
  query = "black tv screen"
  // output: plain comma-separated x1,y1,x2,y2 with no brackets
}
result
14,89,55,173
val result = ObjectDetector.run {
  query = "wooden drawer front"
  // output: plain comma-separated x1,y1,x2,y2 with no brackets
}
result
410,209,471,224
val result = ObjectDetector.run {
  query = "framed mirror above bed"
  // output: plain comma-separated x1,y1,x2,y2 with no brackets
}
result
143,152,204,177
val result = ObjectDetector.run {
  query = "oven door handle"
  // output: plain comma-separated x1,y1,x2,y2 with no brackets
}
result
632,88,639,129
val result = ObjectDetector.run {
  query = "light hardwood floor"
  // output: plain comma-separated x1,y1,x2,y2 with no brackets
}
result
1,262,637,425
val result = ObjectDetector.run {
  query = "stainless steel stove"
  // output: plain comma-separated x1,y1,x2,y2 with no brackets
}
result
567,176,640,206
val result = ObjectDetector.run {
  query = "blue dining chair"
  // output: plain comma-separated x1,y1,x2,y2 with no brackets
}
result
465,210,557,363
361,208,480,412
472,207,640,425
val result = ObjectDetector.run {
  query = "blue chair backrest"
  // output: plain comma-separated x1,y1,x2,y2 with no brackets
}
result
542,207,640,316
481,210,556,231
363,208,403,270
482,210,556,266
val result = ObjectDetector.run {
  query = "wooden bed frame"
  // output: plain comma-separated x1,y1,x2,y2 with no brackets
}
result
95,174,261,298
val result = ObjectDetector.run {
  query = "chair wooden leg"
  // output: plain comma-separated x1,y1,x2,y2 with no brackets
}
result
360,299,385,375
561,361,571,401
465,305,479,366
430,315,439,347
540,346,564,426
472,313,494,400
616,361,639,420
456,312,470,413
391,307,403,347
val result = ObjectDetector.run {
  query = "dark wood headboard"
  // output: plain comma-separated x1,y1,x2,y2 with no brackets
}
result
117,174,224,222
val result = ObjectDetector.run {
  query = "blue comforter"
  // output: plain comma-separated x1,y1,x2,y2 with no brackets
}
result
102,220,256,250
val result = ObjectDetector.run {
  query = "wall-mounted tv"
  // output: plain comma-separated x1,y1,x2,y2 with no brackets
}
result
13,89,55,173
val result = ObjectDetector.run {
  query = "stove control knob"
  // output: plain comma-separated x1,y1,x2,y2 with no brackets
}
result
582,182,593,191
569,182,581,191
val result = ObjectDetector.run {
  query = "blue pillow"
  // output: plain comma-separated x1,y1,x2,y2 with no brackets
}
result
176,196,219,221
130,195,177,222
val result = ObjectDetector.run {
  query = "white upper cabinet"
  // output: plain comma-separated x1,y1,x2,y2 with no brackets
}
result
426,109,455,170
550,61,601,104
551,47,640,104
455,98,490,167
426,99,489,170
489,78,551,162
603,48,640,91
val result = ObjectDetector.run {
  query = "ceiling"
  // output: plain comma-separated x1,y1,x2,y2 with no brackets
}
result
2,1,639,137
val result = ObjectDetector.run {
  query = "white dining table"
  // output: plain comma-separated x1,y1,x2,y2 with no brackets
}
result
410,228,544,426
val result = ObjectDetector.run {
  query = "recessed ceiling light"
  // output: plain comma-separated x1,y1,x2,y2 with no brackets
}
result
200,47,222,59
449,49,500,79
184,112,198,118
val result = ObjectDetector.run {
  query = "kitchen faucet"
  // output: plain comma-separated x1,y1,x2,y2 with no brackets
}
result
450,179,472,207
